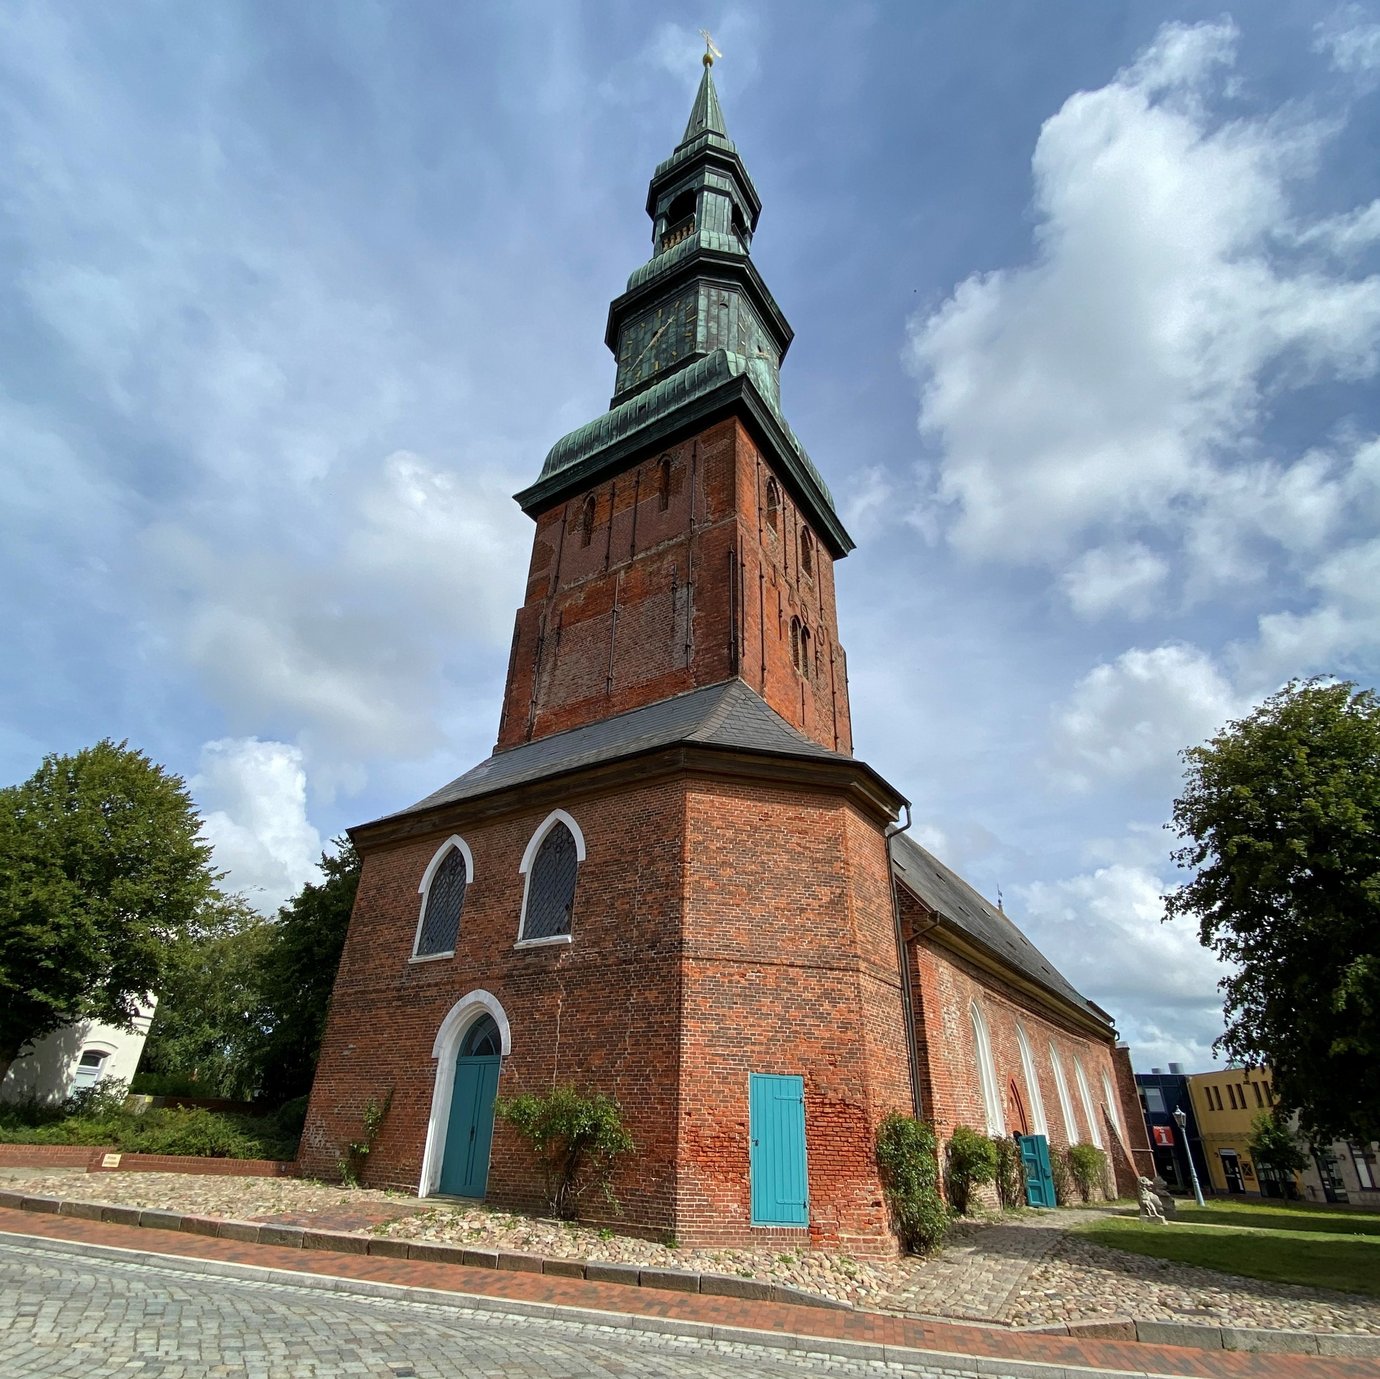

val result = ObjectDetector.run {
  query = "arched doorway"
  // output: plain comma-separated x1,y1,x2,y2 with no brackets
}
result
439,1014,501,1197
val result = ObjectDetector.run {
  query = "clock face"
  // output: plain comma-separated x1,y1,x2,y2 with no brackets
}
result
616,289,698,393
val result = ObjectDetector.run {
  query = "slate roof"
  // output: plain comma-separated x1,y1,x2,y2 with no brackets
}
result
372,679,868,825
891,832,1109,1026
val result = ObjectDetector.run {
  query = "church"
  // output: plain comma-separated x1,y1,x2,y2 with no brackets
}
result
299,57,1134,1254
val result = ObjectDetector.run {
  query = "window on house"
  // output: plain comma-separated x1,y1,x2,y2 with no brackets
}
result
414,837,472,958
1252,1081,1264,1108
765,478,780,532
580,495,596,547
1144,1086,1166,1114
790,616,801,670
970,1003,1003,1136
799,528,814,580
70,1049,109,1095
1351,1144,1377,1191
1226,1084,1236,1110
657,455,673,512
518,812,584,944
1212,1086,1224,1111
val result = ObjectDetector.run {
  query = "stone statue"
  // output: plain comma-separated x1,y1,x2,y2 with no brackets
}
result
1138,1175,1167,1222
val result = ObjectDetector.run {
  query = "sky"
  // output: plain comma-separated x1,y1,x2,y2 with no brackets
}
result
4,1,1379,1075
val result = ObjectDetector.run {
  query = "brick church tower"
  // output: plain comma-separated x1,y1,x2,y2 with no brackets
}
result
300,57,1129,1249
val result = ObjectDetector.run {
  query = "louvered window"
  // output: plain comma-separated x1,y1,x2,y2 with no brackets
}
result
415,844,468,957
521,821,579,941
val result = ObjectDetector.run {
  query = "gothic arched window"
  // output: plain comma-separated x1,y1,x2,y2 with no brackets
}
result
765,478,780,532
414,836,473,959
799,623,812,678
970,1002,1004,1136
657,455,673,512
518,811,585,944
790,615,801,670
799,528,815,580
580,495,596,547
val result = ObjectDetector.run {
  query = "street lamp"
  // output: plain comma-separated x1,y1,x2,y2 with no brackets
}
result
1173,1105,1206,1207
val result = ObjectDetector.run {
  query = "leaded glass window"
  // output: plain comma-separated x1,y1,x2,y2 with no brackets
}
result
416,846,467,956
521,821,579,941
461,1014,501,1058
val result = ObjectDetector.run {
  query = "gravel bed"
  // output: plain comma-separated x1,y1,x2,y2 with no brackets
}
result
0,1170,912,1308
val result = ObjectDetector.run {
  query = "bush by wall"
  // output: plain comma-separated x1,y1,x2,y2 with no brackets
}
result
945,1124,999,1216
495,1085,634,1220
875,1112,951,1254
1067,1142,1108,1202
1050,1145,1074,1205
994,1135,1026,1209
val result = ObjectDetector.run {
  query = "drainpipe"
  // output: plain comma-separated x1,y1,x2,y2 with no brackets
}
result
886,803,924,1118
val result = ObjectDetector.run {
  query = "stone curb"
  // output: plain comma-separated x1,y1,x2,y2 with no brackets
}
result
1024,1314,1380,1359
0,1191,850,1312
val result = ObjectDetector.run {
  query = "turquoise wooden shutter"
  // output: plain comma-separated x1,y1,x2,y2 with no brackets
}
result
750,1073,809,1226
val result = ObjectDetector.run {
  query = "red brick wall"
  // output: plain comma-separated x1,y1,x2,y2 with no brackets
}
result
300,778,688,1232
497,419,851,755
675,781,908,1255
902,891,1122,1198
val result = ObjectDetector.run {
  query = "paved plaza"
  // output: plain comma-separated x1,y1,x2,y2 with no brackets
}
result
0,1235,975,1379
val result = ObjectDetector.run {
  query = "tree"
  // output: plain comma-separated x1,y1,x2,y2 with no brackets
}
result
0,740,219,1085
138,893,273,1100
1247,1112,1309,1188
1166,679,1380,1143
251,838,360,1104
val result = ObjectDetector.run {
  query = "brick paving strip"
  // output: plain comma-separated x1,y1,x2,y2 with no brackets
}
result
3,1207,1377,1379
2,1166,1378,1363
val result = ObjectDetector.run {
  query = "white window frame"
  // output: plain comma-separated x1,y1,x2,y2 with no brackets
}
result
69,1045,116,1096
970,1002,1004,1136
1015,1023,1049,1137
411,835,475,962
1050,1044,1079,1143
1073,1056,1103,1149
516,808,586,948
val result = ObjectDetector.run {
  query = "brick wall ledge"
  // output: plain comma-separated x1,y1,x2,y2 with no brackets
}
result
0,1189,849,1313
0,1144,295,1176
1022,1316,1380,1358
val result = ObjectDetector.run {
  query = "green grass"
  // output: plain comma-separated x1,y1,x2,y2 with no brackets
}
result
1077,1199,1380,1297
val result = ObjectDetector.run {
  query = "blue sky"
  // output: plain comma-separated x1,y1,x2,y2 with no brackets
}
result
4,2,1378,1073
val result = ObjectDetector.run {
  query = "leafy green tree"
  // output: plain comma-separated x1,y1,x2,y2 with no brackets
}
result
251,838,360,1105
0,740,219,1086
1247,1112,1309,1187
1166,679,1380,1143
138,893,273,1100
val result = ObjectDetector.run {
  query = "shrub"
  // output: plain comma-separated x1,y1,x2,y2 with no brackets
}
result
1067,1142,1108,1202
1050,1146,1074,1205
946,1125,999,1215
339,1093,392,1187
875,1112,951,1253
495,1085,634,1219
994,1136,1026,1209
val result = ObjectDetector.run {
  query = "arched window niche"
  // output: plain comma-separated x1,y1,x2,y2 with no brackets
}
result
657,455,673,512
970,1002,1004,1136
764,477,781,532
789,615,802,670
1050,1044,1080,1143
1015,1023,1049,1138
412,835,474,961
1073,1055,1104,1149
579,495,596,547
516,809,586,947
799,528,815,580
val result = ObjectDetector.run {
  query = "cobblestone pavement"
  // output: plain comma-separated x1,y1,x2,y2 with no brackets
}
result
877,1211,1380,1335
0,1236,982,1379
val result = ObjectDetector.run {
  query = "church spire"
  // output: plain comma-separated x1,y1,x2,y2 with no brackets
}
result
681,59,728,146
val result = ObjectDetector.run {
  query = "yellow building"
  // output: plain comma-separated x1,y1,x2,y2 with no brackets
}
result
1187,1067,1283,1195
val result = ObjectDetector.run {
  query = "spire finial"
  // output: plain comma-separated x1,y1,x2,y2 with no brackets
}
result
699,28,722,68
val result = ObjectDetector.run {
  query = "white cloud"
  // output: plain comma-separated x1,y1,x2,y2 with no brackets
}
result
1061,543,1169,620
1048,643,1242,792
1315,7,1380,80
1015,863,1229,1039
906,17,1380,596
194,737,323,913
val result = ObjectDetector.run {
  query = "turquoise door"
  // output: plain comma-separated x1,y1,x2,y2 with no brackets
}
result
750,1073,809,1226
1018,1133,1056,1207
438,1016,501,1198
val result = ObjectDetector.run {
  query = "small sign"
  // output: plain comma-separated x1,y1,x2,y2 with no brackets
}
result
1152,1125,1175,1146
100,1153,122,1168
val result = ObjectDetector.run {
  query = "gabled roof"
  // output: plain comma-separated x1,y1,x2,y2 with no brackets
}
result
891,832,1111,1028
366,679,889,828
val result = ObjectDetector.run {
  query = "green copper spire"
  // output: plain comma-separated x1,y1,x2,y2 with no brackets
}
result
516,51,853,558
681,61,728,145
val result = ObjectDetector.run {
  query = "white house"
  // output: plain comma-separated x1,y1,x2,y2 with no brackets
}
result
0,999,157,1106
